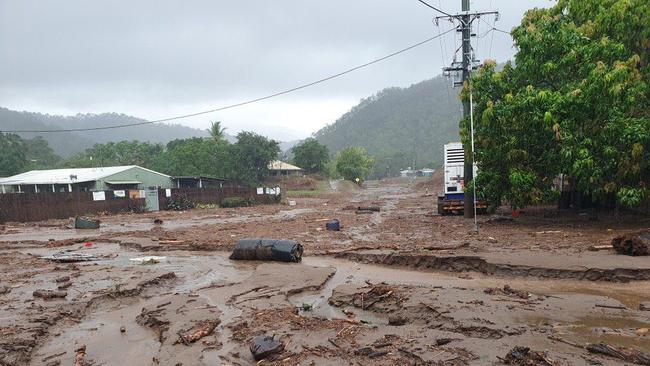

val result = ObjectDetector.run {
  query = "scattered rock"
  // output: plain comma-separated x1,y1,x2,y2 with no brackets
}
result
388,314,407,326
249,335,284,361
55,276,70,283
120,326,126,333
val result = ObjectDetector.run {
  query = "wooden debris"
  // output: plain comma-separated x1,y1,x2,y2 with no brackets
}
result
586,343,650,365
588,245,613,251
74,345,86,366
595,304,627,310
177,319,220,345
357,206,381,212
33,290,67,299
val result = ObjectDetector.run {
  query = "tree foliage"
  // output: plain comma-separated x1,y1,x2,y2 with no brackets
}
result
23,136,62,170
231,132,281,184
65,141,164,169
0,133,27,177
291,138,329,174
335,147,374,182
207,121,227,143
466,0,650,208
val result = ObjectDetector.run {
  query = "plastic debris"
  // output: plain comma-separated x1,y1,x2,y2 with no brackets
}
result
326,219,340,231
129,256,166,265
249,335,285,361
75,217,100,229
230,239,303,262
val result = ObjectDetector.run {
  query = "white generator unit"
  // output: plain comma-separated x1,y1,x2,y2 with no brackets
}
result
438,142,485,215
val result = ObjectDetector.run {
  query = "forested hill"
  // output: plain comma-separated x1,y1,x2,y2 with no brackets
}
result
0,107,210,157
314,76,462,169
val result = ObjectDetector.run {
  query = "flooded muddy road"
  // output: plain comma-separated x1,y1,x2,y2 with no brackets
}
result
1,245,649,365
1,176,650,365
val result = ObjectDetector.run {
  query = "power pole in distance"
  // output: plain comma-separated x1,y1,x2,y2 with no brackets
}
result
435,0,498,219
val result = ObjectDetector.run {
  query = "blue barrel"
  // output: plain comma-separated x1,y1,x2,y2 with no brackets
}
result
326,219,340,231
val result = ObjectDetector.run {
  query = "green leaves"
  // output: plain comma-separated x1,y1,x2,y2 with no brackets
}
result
291,139,329,175
467,0,650,208
335,147,374,183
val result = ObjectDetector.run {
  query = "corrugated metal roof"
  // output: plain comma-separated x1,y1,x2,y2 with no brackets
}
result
0,165,168,185
268,160,302,171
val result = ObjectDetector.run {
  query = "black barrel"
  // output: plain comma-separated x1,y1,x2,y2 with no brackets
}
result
230,239,303,262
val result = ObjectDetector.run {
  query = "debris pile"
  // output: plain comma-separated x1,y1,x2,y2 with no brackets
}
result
612,232,650,256
484,285,531,299
74,217,100,229
586,343,650,365
501,346,557,365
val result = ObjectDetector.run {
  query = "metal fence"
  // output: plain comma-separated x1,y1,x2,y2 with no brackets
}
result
0,186,280,223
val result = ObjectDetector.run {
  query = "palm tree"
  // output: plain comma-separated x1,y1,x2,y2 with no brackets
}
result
207,121,227,143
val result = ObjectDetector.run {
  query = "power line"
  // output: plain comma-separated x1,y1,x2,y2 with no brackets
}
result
415,0,453,17
3,27,457,134
479,16,511,36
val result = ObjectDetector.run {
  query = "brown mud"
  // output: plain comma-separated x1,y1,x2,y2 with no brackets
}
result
1,176,650,365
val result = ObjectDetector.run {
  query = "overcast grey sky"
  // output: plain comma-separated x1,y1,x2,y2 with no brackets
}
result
0,0,553,141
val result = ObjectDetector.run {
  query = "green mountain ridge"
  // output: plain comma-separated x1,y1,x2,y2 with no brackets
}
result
0,107,211,157
313,76,462,171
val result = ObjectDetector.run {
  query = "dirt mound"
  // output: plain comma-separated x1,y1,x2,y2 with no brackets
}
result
413,170,443,191
267,176,319,190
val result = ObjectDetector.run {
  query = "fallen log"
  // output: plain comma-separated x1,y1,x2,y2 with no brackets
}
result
33,290,67,299
177,319,220,345
357,206,381,212
586,343,650,365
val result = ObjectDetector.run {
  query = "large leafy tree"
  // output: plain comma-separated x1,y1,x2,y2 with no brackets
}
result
0,133,27,177
466,0,650,208
291,138,329,174
23,137,62,170
335,146,374,182
232,132,280,184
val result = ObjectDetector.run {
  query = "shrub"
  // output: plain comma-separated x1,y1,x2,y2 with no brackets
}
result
166,194,196,211
221,196,254,208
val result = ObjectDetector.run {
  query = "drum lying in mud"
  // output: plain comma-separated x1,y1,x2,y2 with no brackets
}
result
230,239,303,262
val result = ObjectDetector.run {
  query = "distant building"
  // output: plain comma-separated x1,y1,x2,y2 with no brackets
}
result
268,160,303,176
0,165,172,194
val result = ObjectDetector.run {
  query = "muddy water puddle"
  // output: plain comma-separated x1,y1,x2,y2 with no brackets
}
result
11,247,650,364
